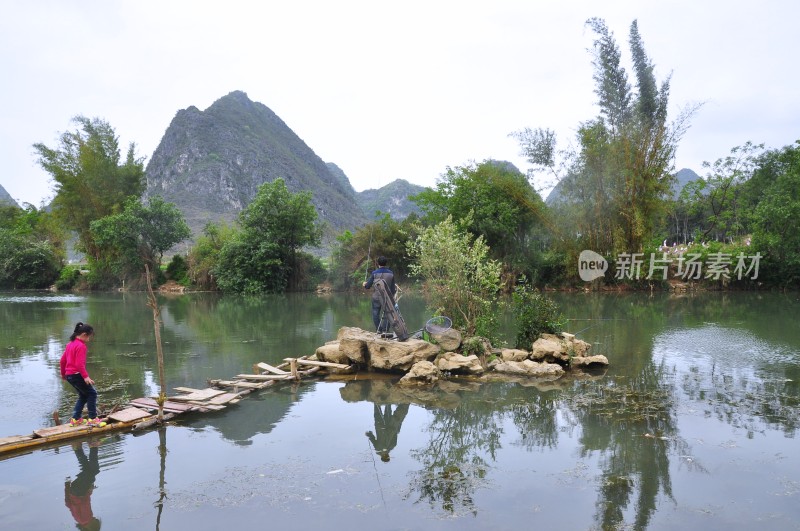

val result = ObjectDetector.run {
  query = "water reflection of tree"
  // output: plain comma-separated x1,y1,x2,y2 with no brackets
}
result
505,386,560,450
406,397,501,517
680,361,800,437
154,427,168,530
570,362,688,530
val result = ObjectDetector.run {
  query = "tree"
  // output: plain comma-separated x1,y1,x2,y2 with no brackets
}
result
214,178,322,293
186,222,235,290
408,216,502,338
413,160,547,277
750,141,800,286
684,142,764,242
0,204,64,289
328,213,419,290
90,196,190,286
33,116,145,261
515,19,697,257
0,230,61,289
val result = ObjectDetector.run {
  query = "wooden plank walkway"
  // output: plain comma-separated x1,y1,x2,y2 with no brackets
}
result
0,355,354,456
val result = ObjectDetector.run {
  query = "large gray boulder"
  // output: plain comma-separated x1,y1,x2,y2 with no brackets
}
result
435,352,484,375
570,354,609,368
315,341,350,365
531,336,568,363
531,332,594,364
500,348,529,362
430,328,462,351
398,360,441,385
367,338,441,371
561,332,592,357
491,359,565,378
337,327,374,364
336,326,442,371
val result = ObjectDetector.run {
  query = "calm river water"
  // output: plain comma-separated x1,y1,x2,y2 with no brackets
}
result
1,290,799,530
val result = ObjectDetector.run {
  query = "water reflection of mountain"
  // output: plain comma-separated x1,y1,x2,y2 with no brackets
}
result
181,386,311,445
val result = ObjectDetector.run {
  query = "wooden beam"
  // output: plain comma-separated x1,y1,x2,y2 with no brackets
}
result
295,359,352,369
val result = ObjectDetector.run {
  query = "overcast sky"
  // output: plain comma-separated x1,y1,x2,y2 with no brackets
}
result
1,0,798,207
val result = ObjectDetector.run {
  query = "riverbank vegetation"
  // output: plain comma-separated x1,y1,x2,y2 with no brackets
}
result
3,19,798,297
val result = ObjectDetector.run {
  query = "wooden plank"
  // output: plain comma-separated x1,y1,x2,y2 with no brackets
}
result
216,379,268,389
108,407,152,423
207,392,241,405
35,423,91,438
3,418,138,454
130,397,193,413
257,362,288,375
235,373,291,381
0,435,35,446
170,388,226,402
173,386,203,393
295,359,352,369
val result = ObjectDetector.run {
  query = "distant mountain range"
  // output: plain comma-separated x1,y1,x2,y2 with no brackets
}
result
358,179,426,220
545,167,701,205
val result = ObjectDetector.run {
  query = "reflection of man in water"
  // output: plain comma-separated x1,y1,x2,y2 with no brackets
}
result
365,403,409,462
64,442,101,530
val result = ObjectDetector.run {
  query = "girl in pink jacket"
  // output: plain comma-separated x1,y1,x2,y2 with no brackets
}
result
60,322,105,427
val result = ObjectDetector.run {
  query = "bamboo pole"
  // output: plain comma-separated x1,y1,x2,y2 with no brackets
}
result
144,263,166,423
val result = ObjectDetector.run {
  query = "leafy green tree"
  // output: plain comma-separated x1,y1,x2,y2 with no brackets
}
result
33,116,145,261
90,196,190,287
165,254,189,285
750,142,800,286
413,160,547,279
214,178,322,293
187,222,235,290
329,213,420,290
684,142,764,241
328,229,358,289
408,216,502,338
512,281,564,349
0,204,65,289
0,230,61,289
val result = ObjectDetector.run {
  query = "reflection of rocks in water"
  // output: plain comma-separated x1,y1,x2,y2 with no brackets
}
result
339,378,477,410
481,367,607,391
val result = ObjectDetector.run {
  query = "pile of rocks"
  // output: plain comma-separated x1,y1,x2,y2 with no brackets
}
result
315,326,609,386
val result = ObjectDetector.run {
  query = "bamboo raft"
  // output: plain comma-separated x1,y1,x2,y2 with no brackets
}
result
0,356,353,457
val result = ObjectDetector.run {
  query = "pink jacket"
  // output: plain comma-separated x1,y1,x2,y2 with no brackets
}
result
60,339,89,379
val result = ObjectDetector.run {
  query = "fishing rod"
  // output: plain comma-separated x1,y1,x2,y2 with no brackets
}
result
566,318,626,335
364,225,374,283
366,437,388,513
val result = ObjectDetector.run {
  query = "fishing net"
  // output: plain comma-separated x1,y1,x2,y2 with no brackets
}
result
424,316,452,335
